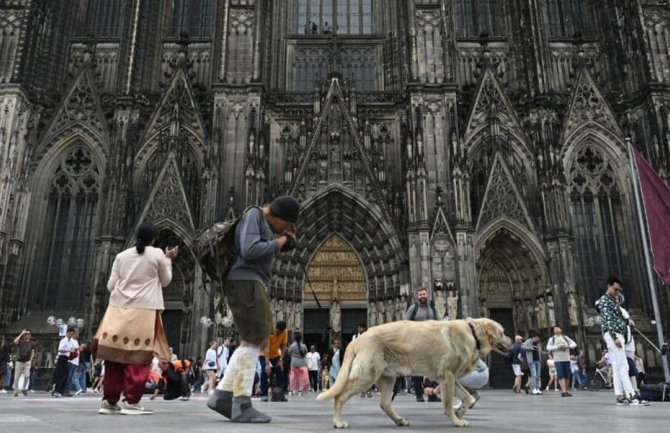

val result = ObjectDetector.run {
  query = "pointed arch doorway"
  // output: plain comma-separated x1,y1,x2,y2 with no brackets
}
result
476,225,547,389
303,234,367,353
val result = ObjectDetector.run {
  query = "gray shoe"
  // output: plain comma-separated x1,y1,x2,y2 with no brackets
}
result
207,389,233,419
99,400,122,415
120,403,153,415
231,396,272,423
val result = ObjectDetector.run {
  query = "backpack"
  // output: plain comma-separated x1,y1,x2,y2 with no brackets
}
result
409,301,438,321
195,206,260,285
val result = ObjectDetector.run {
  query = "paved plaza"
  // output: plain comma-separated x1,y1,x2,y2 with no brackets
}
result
1,389,666,433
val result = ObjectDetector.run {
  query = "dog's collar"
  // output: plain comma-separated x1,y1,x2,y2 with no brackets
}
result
468,322,481,352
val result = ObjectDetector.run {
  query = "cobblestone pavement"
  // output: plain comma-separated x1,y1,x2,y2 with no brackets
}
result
1,389,666,433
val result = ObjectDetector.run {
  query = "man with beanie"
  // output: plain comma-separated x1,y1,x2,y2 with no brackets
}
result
208,196,299,423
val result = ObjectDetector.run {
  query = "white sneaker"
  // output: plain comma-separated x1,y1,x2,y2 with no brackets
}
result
99,400,122,415
120,403,153,415
179,396,190,401
298,391,303,397
629,398,650,406
75,389,83,396
0,389,6,394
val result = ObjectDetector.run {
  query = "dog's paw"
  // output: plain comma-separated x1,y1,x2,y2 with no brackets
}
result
452,418,469,428
395,418,410,427
455,406,467,418
334,421,350,429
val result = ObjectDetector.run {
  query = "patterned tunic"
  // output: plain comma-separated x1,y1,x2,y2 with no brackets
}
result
596,293,626,341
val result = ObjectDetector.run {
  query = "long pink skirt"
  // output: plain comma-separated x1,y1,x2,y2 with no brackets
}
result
290,366,310,391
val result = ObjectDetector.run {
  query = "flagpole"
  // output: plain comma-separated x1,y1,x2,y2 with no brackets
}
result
626,137,670,382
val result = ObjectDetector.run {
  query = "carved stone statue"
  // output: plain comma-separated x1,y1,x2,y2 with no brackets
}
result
394,298,403,321
368,302,377,327
377,300,386,324
331,301,341,332
434,290,446,319
385,299,394,323
446,290,459,320
277,299,285,322
537,298,547,329
567,292,579,326
525,299,535,330
546,294,556,328
294,303,302,330
286,300,294,330
479,302,489,318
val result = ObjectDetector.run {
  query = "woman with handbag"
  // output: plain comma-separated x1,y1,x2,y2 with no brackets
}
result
203,341,218,394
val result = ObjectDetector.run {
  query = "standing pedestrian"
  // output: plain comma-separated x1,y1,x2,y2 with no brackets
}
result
404,287,438,402
95,221,177,415
53,328,77,397
217,338,231,383
203,340,218,394
326,338,343,388
546,326,577,397
0,342,10,393
522,332,542,395
66,330,83,396
511,336,525,393
596,277,649,406
11,329,35,396
288,332,309,396
305,345,321,392
206,196,299,423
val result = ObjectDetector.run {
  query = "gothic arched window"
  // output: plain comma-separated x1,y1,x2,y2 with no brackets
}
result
33,146,100,311
297,0,373,35
455,0,502,38
169,0,214,39
543,0,594,38
83,0,127,39
568,145,630,302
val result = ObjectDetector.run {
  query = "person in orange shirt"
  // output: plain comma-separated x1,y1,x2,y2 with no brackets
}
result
260,321,288,401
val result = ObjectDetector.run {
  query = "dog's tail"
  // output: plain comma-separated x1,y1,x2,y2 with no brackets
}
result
316,340,358,401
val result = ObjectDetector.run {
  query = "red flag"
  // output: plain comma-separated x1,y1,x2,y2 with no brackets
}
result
632,146,670,285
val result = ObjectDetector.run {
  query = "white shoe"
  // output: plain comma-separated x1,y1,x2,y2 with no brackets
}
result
179,396,190,401
629,398,650,406
298,391,302,397
207,389,214,396
120,403,153,415
75,389,83,396
0,389,6,394
99,400,122,415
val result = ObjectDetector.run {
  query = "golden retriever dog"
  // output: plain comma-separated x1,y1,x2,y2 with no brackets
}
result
317,318,512,428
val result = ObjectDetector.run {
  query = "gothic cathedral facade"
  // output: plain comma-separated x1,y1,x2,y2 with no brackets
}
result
1,1,669,382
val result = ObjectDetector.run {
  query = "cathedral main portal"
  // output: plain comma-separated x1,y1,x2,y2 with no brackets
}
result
302,234,367,351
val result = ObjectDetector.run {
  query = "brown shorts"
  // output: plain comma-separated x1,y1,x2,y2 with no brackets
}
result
224,280,272,342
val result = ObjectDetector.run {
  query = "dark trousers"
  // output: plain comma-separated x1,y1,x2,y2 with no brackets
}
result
260,357,284,397
161,371,191,400
412,376,424,398
53,355,70,394
308,370,319,391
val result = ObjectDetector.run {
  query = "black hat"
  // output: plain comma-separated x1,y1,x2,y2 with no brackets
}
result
270,196,300,223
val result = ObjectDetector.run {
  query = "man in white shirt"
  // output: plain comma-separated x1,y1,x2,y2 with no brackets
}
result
66,331,83,395
53,328,76,397
217,339,231,381
351,323,366,342
305,345,321,392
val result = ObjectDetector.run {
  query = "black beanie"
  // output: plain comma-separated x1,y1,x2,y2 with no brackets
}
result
270,196,300,223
